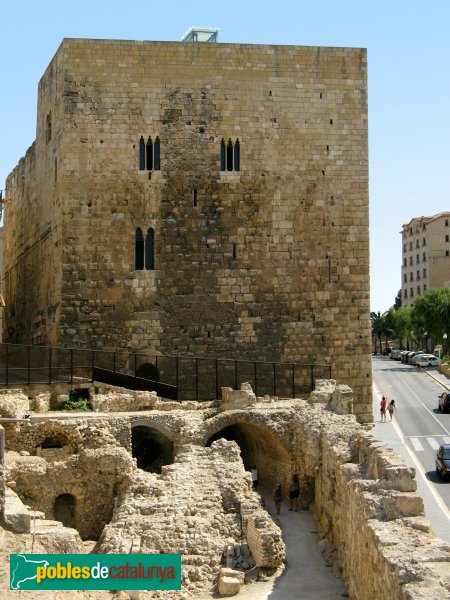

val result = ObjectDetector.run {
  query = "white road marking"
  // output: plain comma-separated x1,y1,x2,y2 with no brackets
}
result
391,418,450,522
410,438,424,451
395,377,450,437
444,437,450,444
427,437,440,450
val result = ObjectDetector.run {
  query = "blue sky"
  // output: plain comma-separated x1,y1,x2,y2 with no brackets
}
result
1,0,449,314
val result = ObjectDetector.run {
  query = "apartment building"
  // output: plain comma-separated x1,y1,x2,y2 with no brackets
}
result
401,212,450,307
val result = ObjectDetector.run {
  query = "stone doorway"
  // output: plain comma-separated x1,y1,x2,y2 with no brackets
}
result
131,425,173,473
53,493,76,529
206,422,293,492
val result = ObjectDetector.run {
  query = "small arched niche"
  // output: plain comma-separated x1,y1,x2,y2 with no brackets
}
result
41,436,63,449
53,493,76,529
136,362,159,381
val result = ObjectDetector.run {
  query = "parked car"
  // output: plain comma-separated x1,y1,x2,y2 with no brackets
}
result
436,444,450,479
416,355,440,368
438,392,450,413
411,352,427,365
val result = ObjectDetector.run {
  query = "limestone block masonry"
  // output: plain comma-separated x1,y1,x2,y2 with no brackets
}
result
4,38,372,421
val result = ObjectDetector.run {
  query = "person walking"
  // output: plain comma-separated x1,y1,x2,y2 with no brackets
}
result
273,483,283,515
288,473,300,511
380,396,387,422
387,399,396,421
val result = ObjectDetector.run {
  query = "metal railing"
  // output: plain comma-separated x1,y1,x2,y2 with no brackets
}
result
0,342,331,400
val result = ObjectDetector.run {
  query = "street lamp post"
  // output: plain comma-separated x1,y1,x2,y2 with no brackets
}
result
443,333,448,358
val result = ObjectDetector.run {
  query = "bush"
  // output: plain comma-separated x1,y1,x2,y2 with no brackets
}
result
60,396,91,412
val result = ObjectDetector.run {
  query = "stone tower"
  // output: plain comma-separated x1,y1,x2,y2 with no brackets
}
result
4,38,372,420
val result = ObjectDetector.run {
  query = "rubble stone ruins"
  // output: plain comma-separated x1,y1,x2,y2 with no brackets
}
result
1,381,449,599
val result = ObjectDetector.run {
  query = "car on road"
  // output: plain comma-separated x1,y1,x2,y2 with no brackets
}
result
416,355,440,368
411,352,427,365
438,391,450,413
436,444,450,479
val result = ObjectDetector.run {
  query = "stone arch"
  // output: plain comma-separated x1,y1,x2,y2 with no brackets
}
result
53,493,76,529
40,436,62,449
204,417,293,493
131,424,174,473
136,362,159,381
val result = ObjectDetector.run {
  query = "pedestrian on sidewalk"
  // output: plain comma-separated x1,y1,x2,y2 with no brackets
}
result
273,483,283,515
380,396,387,422
251,465,258,489
288,473,300,511
388,399,396,421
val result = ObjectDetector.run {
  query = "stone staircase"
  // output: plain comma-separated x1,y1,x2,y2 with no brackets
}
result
4,486,82,551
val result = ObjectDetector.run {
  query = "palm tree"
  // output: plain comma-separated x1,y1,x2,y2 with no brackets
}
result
371,311,385,354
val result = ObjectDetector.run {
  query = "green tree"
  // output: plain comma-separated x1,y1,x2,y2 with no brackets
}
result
411,288,450,347
393,289,402,309
391,306,411,349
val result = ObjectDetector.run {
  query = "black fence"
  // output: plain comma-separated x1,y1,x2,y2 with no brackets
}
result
92,367,178,400
0,342,331,401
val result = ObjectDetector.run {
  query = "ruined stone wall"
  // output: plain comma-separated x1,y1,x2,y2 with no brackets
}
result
98,440,285,593
291,406,450,599
0,384,449,597
4,418,117,455
4,38,372,421
5,446,133,541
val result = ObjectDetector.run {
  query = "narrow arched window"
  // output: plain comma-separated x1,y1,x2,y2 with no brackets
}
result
226,139,233,172
135,228,144,270
154,137,160,170
145,228,154,270
234,139,240,171
146,137,153,171
220,138,226,171
139,137,145,171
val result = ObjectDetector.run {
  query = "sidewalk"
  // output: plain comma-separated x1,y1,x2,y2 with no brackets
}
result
239,490,348,600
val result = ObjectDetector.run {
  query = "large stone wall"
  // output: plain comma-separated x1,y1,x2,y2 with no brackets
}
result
4,38,372,421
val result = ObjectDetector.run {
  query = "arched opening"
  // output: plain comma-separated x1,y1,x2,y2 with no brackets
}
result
234,138,240,171
145,228,154,270
136,362,158,381
154,136,160,170
139,136,145,170
146,136,153,170
220,138,225,171
54,494,76,529
135,228,144,270
131,425,173,473
40,437,62,449
226,138,233,171
206,422,293,493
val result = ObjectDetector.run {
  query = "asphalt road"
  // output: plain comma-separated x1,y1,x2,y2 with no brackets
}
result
372,355,450,541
